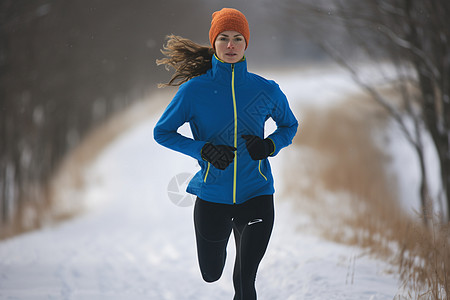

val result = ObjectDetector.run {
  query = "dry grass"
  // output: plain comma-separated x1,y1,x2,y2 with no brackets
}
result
284,94,449,299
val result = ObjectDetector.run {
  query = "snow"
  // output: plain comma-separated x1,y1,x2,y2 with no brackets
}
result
0,66,406,299
380,117,445,219
259,64,362,109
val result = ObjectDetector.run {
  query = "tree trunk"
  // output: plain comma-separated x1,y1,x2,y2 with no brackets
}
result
438,134,450,222
403,0,450,222
415,142,432,225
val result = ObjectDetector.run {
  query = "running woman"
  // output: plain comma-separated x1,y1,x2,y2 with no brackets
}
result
154,8,298,300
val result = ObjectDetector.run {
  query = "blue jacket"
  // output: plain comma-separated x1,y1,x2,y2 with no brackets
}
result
154,55,298,205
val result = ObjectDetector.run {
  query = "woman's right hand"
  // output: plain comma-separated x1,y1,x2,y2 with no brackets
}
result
201,143,236,170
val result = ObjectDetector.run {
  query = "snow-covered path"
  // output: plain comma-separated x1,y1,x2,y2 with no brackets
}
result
0,67,403,300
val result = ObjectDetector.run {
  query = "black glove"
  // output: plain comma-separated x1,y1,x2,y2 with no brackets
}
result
242,135,275,160
201,143,237,170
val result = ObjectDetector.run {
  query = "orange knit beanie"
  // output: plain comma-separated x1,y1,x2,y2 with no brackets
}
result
209,8,250,50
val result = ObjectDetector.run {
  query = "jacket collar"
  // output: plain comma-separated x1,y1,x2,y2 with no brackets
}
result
210,54,247,83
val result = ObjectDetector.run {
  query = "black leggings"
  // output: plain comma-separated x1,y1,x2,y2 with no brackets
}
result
194,195,274,300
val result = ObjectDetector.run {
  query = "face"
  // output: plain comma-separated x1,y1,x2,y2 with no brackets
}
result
214,31,246,64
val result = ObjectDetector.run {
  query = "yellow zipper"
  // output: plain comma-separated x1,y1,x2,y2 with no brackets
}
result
231,64,238,204
258,160,268,181
203,162,210,182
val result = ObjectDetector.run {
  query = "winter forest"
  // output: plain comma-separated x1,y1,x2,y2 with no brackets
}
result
1,0,449,299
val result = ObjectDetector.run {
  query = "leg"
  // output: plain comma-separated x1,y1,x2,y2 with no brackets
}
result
194,197,233,283
232,195,274,300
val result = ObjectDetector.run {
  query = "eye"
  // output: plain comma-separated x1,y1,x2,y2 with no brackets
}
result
235,37,243,42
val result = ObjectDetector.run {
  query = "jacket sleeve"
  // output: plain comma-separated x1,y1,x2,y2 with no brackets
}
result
153,85,206,161
266,83,298,156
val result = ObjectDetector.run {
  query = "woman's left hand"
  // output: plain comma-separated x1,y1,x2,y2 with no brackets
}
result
242,135,275,160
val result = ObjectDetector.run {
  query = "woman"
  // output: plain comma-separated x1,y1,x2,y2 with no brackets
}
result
154,8,298,300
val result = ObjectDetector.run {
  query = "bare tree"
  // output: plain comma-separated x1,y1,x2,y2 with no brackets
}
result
0,0,212,238
284,0,449,225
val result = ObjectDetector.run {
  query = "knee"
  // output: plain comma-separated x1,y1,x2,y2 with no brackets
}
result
202,271,222,283
197,249,227,283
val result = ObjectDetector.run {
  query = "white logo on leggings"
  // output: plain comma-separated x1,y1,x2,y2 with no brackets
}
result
248,219,263,226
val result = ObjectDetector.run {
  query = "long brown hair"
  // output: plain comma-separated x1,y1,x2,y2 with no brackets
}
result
156,35,215,87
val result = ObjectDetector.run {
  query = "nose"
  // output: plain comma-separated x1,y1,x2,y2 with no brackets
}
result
227,40,234,49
